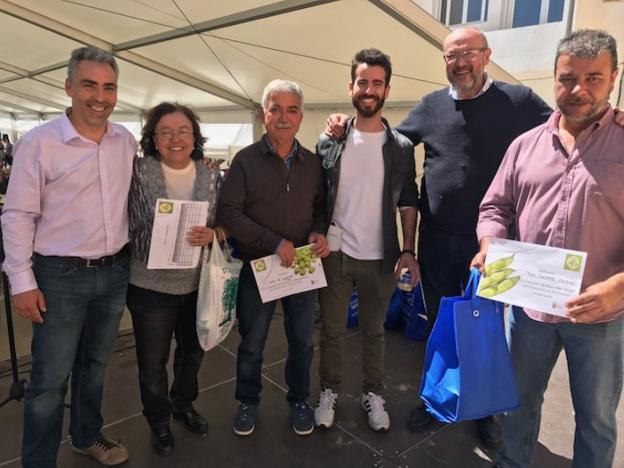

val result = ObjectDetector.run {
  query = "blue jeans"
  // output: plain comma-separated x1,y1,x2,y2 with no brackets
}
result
235,263,315,406
500,308,623,468
22,253,129,468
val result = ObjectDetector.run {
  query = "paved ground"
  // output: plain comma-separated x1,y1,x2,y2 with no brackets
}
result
0,309,622,468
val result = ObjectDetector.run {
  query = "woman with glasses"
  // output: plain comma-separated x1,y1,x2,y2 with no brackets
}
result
127,102,223,456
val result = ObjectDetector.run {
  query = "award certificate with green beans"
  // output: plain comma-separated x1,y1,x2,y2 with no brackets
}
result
476,238,587,317
251,244,327,303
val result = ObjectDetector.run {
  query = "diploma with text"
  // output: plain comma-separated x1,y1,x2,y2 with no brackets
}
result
477,238,587,317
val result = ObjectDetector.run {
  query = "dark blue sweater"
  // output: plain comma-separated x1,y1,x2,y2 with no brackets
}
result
396,81,552,234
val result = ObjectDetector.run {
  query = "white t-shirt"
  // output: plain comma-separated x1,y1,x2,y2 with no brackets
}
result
332,128,386,260
161,160,196,200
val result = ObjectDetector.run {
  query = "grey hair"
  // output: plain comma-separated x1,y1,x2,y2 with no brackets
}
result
261,79,304,111
67,46,119,82
556,29,618,71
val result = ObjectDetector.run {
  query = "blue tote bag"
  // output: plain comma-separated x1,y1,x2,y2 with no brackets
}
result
419,268,520,423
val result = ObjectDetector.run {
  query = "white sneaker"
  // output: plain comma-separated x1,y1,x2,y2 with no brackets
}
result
314,389,338,428
361,392,390,431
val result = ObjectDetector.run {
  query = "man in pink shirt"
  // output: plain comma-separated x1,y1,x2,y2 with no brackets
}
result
1,47,136,467
472,30,624,468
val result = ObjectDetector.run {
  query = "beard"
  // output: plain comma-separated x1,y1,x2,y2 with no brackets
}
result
447,65,482,96
352,94,385,118
558,97,609,124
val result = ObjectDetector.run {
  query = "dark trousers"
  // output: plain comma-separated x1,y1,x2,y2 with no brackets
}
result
127,285,204,429
235,263,316,406
417,223,479,325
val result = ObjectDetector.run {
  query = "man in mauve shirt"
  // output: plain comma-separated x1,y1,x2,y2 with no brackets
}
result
1,47,136,468
472,29,624,468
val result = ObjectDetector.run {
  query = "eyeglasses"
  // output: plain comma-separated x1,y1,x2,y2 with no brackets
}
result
443,48,487,64
154,129,194,140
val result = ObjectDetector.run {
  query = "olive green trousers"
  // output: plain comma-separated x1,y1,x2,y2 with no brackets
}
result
318,251,395,394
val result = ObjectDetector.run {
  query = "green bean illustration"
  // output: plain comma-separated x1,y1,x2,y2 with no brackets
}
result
478,268,514,291
292,245,317,276
479,276,521,298
484,254,515,276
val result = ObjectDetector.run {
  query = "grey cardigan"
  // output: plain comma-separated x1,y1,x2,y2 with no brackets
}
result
128,156,222,294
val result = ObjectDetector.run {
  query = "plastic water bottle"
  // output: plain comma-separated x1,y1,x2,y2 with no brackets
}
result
398,272,413,292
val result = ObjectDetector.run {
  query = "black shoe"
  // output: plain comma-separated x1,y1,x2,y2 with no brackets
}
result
233,403,257,436
173,407,209,435
406,405,433,432
477,415,503,449
492,463,503,468
291,401,314,436
151,426,174,456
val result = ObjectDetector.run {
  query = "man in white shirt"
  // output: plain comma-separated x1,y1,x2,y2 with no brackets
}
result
315,48,419,432
1,46,136,468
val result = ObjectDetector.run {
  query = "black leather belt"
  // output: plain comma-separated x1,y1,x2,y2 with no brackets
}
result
35,244,129,268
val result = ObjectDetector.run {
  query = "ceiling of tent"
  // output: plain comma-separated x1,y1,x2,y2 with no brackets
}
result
0,0,519,118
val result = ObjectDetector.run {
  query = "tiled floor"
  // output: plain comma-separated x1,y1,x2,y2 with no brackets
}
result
0,310,622,467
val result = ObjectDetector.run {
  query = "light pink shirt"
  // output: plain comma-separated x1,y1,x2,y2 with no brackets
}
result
1,110,137,294
477,108,624,323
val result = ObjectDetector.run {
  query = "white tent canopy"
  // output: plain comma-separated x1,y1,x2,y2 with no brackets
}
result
0,0,520,147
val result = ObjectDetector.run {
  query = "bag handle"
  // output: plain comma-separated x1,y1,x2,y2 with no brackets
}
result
209,239,226,265
463,267,481,299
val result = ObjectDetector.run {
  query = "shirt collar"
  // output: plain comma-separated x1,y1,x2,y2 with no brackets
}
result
262,133,299,164
60,107,119,143
449,73,493,101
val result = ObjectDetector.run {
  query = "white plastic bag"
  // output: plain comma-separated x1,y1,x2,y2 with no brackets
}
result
196,241,242,351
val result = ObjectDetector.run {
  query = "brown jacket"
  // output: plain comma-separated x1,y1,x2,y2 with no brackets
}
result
217,136,326,262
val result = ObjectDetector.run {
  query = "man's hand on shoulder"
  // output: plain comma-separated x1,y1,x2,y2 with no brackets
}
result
324,114,349,139
13,288,47,323
614,107,624,128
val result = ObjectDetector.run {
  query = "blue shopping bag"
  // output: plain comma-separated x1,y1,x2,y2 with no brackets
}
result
346,288,359,328
419,268,520,423
402,283,428,341
384,288,404,330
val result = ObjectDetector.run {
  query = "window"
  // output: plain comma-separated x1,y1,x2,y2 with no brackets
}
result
512,0,565,28
439,0,489,26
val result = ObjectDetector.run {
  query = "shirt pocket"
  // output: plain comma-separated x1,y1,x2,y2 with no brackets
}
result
584,161,624,203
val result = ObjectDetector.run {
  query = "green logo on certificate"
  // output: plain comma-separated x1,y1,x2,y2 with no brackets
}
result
564,254,582,272
158,201,173,214
253,260,266,272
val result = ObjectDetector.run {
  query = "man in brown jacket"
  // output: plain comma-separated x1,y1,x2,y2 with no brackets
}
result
217,79,328,437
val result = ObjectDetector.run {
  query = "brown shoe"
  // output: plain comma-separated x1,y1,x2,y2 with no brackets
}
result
71,435,129,466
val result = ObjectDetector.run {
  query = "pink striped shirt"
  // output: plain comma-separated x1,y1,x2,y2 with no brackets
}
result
1,110,137,294
477,107,624,323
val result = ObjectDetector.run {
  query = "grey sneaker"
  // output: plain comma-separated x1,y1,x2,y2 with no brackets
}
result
291,401,314,436
361,392,390,431
71,435,129,466
314,389,338,428
233,403,257,436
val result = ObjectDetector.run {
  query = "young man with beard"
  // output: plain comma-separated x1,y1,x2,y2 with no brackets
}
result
1,47,135,467
314,49,419,432
473,29,624,468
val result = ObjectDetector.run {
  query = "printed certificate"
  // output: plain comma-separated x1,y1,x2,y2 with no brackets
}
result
147,198,209,269
252,244,327,303
476,238,587,317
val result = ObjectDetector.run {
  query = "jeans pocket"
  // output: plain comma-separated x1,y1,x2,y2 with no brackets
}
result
112,254,130,273
33,256,77,277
